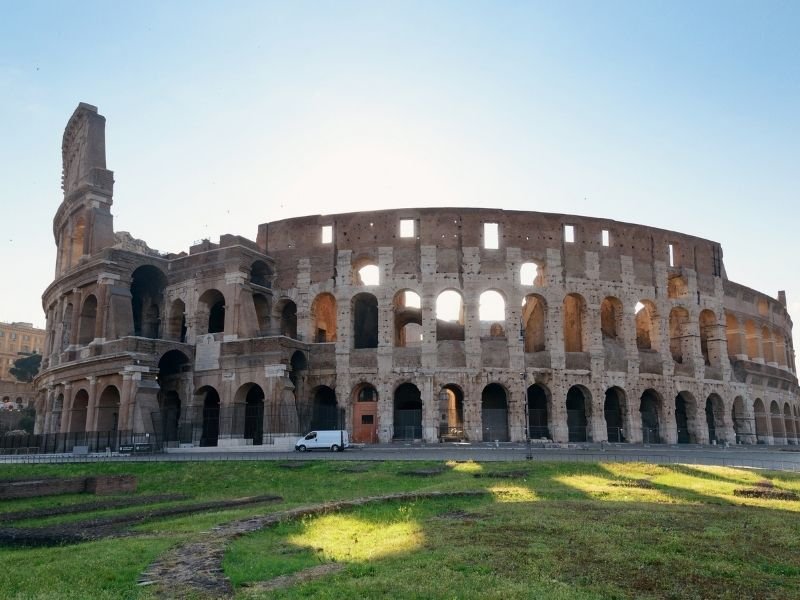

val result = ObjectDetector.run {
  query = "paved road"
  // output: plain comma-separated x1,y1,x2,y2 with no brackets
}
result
3,443,800,472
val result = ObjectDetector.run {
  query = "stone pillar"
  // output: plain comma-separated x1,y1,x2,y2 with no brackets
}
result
60,382,73,434
85,376,99,432
68,289,82,348
421,374,438,443
118,372,136,433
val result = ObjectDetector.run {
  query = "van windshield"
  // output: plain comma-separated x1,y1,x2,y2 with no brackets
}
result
304,432,316,440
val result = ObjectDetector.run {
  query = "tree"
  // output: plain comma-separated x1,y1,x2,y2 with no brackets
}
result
10,353,42,383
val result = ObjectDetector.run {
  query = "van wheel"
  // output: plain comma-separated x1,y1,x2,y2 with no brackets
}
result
298,445,307,452
331,444,340,452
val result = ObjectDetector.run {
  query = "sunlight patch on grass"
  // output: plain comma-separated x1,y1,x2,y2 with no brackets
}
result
488,485,537,502
447,460,483,474
553,474,677,504
288,513,423,562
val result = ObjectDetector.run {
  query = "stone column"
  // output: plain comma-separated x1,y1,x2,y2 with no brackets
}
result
85,376,98,432
60,382,73,434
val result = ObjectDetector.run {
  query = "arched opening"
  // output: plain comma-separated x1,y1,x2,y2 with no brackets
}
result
310,386,338,430
667,275,688,299
604,387,626,443
675,392,697,443
527,384,550,439
762,327,775,364
131,265,167,338
635,300,657,350
479,290,506,338
725,313,743,358
732,396,746,443
699,310,717,366
77,295,97,345
394,383,422,440
167,299,187,342
753,398,768,443
310,293,337,343
352,383,378,443
161,391,181,443
770,400,785,443
70,389,89,434
745,320,760,361
198,386,220,447
278,299,298,339
520,262,542,286
563,294,586,352
784,403,796,444
438,385,465,441
250,260,272,288
705,394,724,444
566,386,589,442
96,385,120,433
243,384,265,445
354,258,380,286
435,290,465,341
394,290,421,347
253,293,271,335
198,289,226,335
69,216,86,268
522,295,546,353
481,383,509,442
61,303,73,350
639,389,662,443
352,293,378,349
669,307,690,364
600,297,622,341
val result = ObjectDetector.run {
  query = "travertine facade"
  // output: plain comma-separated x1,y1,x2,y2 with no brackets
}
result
34,104,799,448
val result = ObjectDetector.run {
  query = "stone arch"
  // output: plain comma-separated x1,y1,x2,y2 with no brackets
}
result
566,385,590,442
310,293,337,343
310,386,338,430
675,391,699,443
353,256,379,286
753,398,768,443
235,383,265,445
481,383,509,442
70,389,89,434
77,294,98,345
563,293,587,353
167,299,187,342
770,400,785,443
639,389,663,443
783,403,796,444
705,393,724,444
352,292,378,349
604,387,627,442
600,297,623,341
726,312,743,357
635,300,658,350
131,265,167,338
522,294,546,353
161,390,181,443
250,260,272,288
352,382,378,443
669,307,691,364
196,386,220,447
96,385,120,432
394,382,422,440
436,289,465,341
253,293,271,335
438,384,465,441
479,290,506,337
198,289,226,335
732,396,747,443
394,290,422,347
275,298,298,339
527,383,551,439
699,310,718,366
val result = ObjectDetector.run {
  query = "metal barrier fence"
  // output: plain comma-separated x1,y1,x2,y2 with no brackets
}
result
0,430,158,455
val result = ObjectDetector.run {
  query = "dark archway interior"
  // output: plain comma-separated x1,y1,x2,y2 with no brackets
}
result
481,384,509,442
311,386,338,430
131,265,167,338
604,388,625,442
245,385,265,445
527,384,549,439
566,386,588,442
640,391,661,443
394,383,422,439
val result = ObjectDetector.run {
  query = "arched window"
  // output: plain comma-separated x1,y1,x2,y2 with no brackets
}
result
563,294,586,352
310,293,337,342
394,290,421,347
436,290,465,341
78,295,98,345
522,294,546,353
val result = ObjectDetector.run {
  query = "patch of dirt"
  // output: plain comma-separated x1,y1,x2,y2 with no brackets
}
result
472,470,528,479
610,479,655,489
0,493,189,522
399,468,444,477
733,487,798,501
278,462,310,469
143,490,488,599
0,495,282,547
241,563,345,592
334,464,372,473
434,509,485,523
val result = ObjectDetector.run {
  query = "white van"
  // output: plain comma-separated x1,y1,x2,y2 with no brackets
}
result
295,430,350,452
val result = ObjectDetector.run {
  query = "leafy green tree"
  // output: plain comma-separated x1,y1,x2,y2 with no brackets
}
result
10,353,42,383
18,407,36,433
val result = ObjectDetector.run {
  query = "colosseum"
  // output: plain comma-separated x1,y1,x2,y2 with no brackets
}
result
32,103,799,451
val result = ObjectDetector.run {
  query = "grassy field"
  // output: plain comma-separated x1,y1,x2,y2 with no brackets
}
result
1,460,799,599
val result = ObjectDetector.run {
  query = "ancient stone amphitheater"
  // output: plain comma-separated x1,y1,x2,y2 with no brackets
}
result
33,104,799,451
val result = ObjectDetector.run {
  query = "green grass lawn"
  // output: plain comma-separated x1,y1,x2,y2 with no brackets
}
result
1,460,799,599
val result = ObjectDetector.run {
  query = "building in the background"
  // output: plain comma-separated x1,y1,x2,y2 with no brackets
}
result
31,104,800,451
0,321,44,411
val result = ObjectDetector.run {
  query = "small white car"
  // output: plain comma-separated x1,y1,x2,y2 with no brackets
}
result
295,430,350,452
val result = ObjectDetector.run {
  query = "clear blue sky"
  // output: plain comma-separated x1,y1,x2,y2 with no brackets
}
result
1,1,798,338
